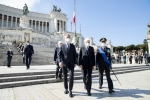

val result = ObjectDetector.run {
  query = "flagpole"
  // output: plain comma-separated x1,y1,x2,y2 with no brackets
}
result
74,0,76,36
80,24,81,34
71,22,72,32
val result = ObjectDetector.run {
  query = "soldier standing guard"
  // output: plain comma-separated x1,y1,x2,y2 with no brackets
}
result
96,38,115,94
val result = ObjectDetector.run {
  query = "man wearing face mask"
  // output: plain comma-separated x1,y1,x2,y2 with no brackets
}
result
58,34,77,98
78,38,95,96
6,48,13,68
54,41,63,79
96,38,115,94
24,41,34,70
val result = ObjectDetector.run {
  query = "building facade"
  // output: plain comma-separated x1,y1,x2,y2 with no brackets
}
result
0,4,85,47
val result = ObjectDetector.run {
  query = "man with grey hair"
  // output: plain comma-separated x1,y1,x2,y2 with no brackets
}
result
54,41,63,79
78,38,95,96
58,34,77,97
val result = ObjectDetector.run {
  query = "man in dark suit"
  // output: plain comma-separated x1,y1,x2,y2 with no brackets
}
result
7,48,13,68
58,34,77,97
78,38,95,96
54,41,62,79
24,41,34,70
144,51,149,65
96,38,115,94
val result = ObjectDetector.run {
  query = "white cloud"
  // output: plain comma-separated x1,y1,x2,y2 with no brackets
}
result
0,0,40,10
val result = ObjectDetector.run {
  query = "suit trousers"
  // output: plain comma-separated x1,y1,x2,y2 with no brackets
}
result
7,57,12,67
81,66,92,93
62,62,74,91
26,55,32,68
98,63,113,90
56,64,62,78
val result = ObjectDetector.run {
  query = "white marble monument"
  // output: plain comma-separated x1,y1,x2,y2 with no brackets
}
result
0,4,88,47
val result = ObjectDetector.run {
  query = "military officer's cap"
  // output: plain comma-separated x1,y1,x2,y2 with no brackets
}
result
100,38,107,42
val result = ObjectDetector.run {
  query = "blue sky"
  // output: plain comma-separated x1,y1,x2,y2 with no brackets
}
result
0,0,150,46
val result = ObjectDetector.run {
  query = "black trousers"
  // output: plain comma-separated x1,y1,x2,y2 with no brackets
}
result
7,57,12,67
98,64,113,90
62,63,74,91
81,66,92,93
56,64,62,78
26,55,32,68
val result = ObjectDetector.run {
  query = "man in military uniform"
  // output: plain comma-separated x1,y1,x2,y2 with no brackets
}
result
96,38,115,94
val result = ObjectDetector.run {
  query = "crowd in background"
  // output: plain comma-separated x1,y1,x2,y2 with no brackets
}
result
110,52,149,65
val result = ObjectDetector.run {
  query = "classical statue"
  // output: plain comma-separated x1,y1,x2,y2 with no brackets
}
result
23,4,29,15
57,8,61,12
53,5,57,11
53,5,61,12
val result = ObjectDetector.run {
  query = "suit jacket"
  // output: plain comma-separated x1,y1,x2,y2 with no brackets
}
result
54,47,60,65
7,51,13,58
24,44,34,56
58,43,77,67
79,46,95,67
96,47,111,67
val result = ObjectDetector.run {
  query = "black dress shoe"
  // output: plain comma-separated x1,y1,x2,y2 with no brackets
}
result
87,92,91,96
69,91,73,97
99,86,102,89
26,68,29,70
109,89,115,94
64,90,69,94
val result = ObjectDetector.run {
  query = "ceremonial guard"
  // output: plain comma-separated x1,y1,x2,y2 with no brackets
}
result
96,38,115,94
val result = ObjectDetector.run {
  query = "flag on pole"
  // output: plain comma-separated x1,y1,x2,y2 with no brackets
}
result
72,11,76,23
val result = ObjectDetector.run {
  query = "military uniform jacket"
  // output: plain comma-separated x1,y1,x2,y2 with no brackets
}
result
96,47,111,67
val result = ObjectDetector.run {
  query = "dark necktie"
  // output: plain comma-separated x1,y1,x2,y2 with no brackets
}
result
67,44,70,53
86,47,89,55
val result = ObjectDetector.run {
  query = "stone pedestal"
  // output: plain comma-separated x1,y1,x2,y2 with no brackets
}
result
19,15,30,28
107,40,113,54
146,23,150,54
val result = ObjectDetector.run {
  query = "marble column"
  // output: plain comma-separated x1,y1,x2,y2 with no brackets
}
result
1,14,4,27
6,15,8,27
38,21,40,31
49,21,51,33
35,21,36,30
11,16,13,27
42,22,44,32
45,22,47,33
15,17,17,27
62,21,64,32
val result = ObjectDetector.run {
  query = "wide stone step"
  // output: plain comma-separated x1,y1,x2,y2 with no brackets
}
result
0,67,149,89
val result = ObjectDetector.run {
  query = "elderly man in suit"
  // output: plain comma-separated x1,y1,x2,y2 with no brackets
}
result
96,38,115,94
54,41,63,79
7,48,13,68
58,34,77,97
78,38,95,96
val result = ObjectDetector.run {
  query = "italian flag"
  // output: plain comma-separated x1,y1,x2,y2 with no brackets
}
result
72,11,76,23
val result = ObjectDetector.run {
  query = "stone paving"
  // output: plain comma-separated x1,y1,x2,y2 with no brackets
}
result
0,65,150,100
0,64,146,74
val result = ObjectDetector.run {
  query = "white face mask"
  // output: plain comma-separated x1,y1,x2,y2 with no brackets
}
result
27,43,29,45
66,38,70,43
86,43,90,47
101,43,106,47
9,49,11,51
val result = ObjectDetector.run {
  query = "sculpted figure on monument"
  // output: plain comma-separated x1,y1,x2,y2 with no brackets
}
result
23,4,29,15
53,5,61,12
53,5,57,11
